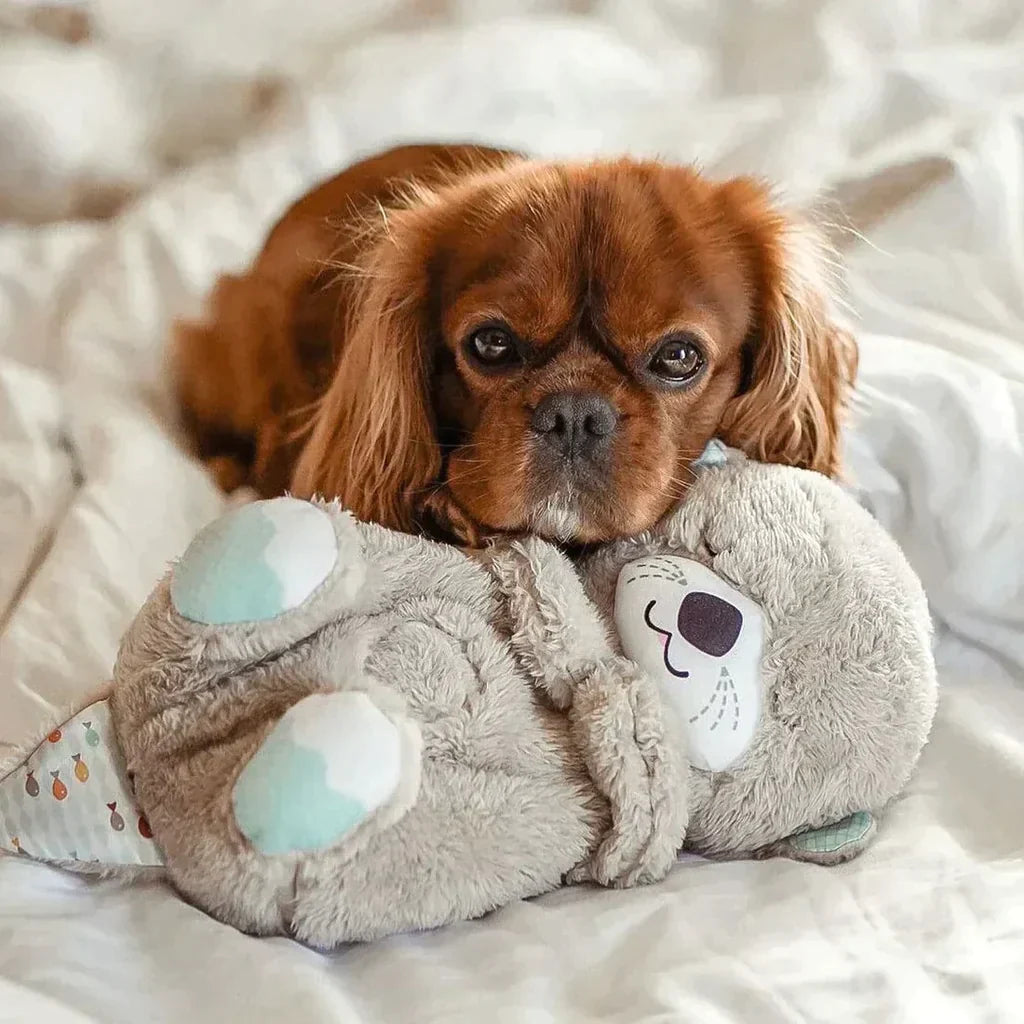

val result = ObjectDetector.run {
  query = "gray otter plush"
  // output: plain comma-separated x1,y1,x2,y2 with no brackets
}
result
0,449,937,946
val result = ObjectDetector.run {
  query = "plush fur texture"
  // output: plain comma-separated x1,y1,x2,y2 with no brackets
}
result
174,144,858,546
99,453,935,947
581,455,937,856
111,508,654,943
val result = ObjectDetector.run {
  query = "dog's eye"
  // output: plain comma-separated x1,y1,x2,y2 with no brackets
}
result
468,326,517,366
648,336,705,383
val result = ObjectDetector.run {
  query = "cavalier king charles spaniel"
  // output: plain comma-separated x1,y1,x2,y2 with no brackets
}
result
175,143,857,546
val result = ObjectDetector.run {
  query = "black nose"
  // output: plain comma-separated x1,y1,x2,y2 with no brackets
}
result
531,392,617,460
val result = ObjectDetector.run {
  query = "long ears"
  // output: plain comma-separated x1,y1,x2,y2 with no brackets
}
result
718,186,859,478
291,239,441,532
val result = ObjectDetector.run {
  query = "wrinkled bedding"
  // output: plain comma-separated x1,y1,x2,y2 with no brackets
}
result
1,1,1023,1021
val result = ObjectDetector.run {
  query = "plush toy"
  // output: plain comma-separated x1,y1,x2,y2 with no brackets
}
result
0,447,937,946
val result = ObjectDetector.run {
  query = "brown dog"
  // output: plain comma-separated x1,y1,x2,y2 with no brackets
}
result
174,143,857,545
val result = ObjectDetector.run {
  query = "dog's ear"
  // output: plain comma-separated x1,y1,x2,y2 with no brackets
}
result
718,187,858,477
292,237,441,531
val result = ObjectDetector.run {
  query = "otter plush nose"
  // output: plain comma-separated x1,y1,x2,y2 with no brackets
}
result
531,392,617,460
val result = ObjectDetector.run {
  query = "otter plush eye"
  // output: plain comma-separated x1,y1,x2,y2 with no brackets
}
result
468,326,518,366
648,336,705,383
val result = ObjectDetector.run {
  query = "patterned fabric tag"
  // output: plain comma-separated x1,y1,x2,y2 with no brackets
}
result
0,701,164,867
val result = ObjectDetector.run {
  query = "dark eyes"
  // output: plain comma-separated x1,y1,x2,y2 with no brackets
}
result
648,336,705,384
465,324,706,383
467,326,520,367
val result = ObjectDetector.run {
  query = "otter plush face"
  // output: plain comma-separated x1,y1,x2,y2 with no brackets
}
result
613,554,764,772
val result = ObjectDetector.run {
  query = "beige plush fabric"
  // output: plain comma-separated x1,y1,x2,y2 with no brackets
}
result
104,453,935,947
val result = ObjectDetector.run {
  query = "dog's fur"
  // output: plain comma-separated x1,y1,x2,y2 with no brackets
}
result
175,143,857,545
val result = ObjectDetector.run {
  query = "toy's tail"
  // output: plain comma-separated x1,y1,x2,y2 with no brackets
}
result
0,699,164,869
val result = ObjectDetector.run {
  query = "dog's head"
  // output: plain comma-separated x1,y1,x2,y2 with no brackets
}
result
293,157,857,545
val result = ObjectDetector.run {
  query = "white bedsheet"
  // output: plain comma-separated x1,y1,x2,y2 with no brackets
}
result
1,1,1023,1021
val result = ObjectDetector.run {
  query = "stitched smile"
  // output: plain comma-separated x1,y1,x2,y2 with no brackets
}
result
642,600,689,678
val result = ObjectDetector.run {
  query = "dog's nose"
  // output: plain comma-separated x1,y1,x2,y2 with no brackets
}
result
531,392,617,460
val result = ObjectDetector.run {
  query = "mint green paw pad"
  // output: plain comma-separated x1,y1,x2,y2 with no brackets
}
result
785,810,876,864
233,692,402,855
171,498,337,624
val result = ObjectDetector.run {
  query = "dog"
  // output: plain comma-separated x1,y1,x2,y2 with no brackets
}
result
174,143,857,546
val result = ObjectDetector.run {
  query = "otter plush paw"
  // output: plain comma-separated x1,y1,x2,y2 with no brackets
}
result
164,497,369,665
171,497,339,625
778,811,877,865
233,691,421,856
